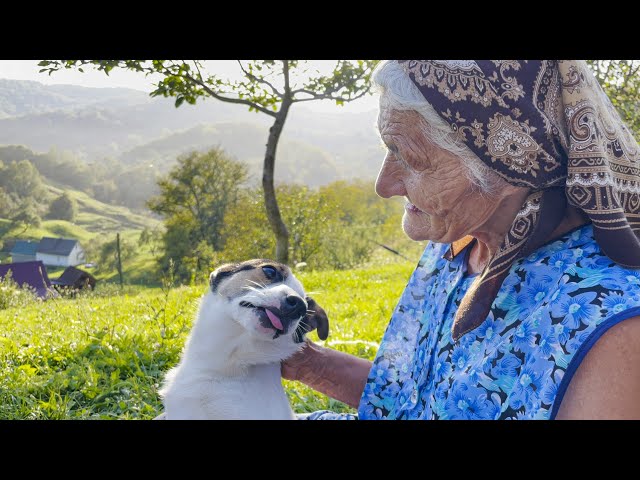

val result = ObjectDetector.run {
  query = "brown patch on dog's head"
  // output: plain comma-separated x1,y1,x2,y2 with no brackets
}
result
300,296,329,340
209,259,290,298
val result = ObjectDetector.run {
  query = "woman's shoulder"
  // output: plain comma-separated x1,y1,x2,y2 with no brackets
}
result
554,314,640,419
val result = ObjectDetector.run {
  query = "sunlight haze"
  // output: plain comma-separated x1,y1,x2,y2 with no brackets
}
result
0,60,379,113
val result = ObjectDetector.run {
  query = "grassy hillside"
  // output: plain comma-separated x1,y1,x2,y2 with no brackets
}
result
45,185,158,232
1,184,161,282
0,261,415,419
1,187,159,240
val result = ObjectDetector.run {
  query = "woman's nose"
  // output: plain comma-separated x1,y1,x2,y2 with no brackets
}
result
375,158,405,198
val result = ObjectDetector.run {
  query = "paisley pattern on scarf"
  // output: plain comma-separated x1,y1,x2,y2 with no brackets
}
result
357,223,640,419
398,60,640,340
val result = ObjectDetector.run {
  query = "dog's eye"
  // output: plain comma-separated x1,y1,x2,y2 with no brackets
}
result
262,265,282,281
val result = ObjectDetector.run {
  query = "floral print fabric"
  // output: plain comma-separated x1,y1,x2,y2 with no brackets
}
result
357,224,640,419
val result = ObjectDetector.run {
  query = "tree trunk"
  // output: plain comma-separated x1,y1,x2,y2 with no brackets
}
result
263,99,292,264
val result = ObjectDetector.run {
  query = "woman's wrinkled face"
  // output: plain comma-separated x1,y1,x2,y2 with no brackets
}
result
375,107,502,243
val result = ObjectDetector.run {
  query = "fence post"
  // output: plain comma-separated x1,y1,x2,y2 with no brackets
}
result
116,232,123,288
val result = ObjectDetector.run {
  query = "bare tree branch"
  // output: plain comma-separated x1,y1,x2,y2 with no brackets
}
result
152,61,277,116
179,70,278,117
17,223,29,236
293,90,370,104
291,88,322,99
237,61,282,98
292,88,370,104
292,67,368,100
192,61,204,82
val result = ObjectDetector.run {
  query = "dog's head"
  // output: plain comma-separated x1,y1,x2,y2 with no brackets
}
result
208,259,329,343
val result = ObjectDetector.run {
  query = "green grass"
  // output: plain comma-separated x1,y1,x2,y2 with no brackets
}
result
0,262,415,419
1,187,161,285
99,249,159,285
11,220,94,244
46,186,159,232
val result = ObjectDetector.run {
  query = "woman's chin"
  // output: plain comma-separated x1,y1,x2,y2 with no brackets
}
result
402,216,434,242
404,231,429,242
402,215,456,243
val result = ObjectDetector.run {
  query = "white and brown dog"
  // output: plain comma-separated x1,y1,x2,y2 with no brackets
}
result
158,259,328,420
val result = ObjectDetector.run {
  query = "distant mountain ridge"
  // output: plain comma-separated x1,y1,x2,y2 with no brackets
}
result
0,78,383,186
0,79,151,118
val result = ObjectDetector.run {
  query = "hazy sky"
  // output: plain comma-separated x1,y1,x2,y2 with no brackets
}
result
0,60,379,114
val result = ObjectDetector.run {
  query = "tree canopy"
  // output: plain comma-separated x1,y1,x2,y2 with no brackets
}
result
147,147,249,281
47,191,77,222
587,60,640,140
38,60,379,264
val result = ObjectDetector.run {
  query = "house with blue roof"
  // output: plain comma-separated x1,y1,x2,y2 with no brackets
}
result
36,237,86,267
10,240,40,263
8,237,86,267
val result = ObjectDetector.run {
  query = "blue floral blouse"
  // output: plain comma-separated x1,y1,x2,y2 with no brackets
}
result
304,223,640,420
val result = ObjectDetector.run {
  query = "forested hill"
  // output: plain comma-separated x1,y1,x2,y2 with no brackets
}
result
0,79,383,188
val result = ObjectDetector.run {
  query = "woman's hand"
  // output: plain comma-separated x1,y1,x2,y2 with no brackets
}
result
281,339,373,409
282,338,322,382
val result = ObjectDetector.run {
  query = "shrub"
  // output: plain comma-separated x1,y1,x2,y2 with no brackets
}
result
0,272,39,310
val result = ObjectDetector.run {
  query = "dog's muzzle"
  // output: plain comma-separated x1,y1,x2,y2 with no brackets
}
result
240,295,307,338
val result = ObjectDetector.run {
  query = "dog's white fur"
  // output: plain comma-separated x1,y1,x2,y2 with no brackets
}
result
158,264,308,420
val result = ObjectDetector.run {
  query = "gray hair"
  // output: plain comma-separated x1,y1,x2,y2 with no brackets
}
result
372,60,503,196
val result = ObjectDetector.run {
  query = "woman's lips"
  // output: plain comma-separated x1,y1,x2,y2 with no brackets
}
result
405,202,424,214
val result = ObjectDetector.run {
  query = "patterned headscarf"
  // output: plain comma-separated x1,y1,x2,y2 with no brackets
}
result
398,60,640,341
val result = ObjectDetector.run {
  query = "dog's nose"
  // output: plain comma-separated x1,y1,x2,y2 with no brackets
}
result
280,295,307,319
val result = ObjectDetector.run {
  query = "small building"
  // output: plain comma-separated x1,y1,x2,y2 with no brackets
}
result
0,260,54,299
36,237,85,267
51,266,97,291
10,240,40,263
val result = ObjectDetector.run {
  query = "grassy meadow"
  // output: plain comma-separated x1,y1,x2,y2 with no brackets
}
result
0,260,416,419
1,169,426,419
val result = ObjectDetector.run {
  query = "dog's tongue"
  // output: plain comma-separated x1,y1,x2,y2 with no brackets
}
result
265,309,284,331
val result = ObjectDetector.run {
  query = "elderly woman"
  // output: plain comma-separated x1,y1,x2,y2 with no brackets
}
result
282,60,640,420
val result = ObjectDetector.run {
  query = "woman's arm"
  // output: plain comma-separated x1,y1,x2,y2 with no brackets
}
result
282,340,372,409
555,315,640,420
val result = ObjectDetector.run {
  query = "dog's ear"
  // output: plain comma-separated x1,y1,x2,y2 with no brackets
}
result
209,267,232,292
209,271,217,289
303,296,329,340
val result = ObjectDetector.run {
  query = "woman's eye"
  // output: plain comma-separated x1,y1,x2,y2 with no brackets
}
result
262,266,279,280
